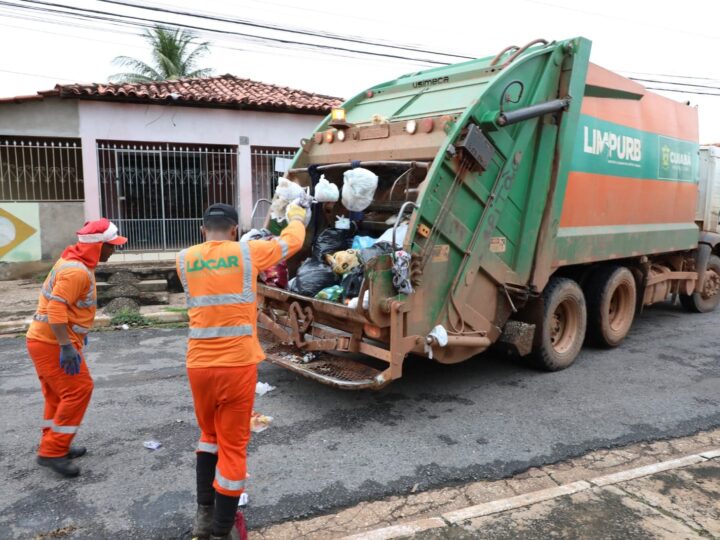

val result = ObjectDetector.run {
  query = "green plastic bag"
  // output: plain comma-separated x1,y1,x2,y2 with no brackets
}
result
314,285,344,302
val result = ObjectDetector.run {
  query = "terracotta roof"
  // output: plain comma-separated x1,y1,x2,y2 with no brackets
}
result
2,74,342,114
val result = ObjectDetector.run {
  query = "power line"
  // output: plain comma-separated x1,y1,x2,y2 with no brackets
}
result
630,78,720,91
620,71,720,83
646,87,720,97
0,67,79,82
8,0,453,65
95,0,474,61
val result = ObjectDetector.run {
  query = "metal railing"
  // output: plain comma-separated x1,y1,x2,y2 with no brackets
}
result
250,146,297,229
0,137,84,201
97,142,237,251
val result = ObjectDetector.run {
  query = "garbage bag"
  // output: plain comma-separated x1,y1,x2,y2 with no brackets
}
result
352,235,377,250
392,250,414,295
342,167,378,212
312,227,353,261
358,241,394,265
240,228,273,242
285,193,313,226
340,266,364,300
376,222,408,248
260,260,288,289
290,259,339,297
314,285,344,302
314,175,340,203
270,178,306,222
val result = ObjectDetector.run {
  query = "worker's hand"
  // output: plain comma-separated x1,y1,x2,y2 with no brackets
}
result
286,202,309,224
59,343,82,376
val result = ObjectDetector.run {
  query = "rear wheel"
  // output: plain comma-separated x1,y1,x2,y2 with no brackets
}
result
532,277,587,371
585,266,637,348
680,254,720,313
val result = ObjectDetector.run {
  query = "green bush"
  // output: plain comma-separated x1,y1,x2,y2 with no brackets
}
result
110,308,148,327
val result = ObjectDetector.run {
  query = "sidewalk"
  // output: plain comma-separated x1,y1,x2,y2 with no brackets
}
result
252,429,720,539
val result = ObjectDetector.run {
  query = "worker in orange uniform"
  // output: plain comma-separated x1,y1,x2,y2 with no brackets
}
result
26,218,127,478
179,202,307,540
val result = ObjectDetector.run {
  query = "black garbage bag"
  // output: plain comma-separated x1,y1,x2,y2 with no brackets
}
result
312,227,354,261
340,266,364,301
290,258,340,297
358,241,395,265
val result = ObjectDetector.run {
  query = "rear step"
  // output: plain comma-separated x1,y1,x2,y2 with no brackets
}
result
265,348,388,390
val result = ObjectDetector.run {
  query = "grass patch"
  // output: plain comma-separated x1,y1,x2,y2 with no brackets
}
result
109,308,149,328
163,306,188,314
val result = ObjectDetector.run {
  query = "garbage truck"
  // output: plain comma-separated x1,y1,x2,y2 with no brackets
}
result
254,36,720,389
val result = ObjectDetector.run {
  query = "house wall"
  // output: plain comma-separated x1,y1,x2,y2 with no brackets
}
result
0,98,79,137
77,101,322,230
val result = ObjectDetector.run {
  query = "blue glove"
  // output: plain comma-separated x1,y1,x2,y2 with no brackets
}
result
59,344,82,376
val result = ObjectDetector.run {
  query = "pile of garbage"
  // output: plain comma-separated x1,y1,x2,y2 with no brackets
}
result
251,168,415,303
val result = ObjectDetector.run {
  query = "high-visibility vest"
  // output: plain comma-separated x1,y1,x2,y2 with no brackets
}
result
178,241,272,368
27,258,97,347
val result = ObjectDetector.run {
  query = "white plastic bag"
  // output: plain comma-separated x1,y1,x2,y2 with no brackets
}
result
270,178,306,222
377,222,408,248
314,175,340,203
342,168,378,212
424,325,448,360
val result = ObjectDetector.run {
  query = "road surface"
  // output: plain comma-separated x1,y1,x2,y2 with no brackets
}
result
1,301,719,538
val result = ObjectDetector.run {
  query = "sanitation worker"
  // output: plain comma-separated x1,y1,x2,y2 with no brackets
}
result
26,218,127,477
179,202,307,540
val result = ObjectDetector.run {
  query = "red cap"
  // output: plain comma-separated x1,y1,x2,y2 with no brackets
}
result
77,218,128,245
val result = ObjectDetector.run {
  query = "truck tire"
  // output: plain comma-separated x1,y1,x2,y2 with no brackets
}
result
532,277,587,371
680,254,720,313
585,266,636,348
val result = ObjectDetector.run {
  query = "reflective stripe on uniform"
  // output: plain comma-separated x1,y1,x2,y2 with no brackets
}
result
239,242,255,302
188,325,253,339
51,424,79,434
33,313,90,335
41,289,68,304
187,294,248,308
43,261,96,309
177,249,191,303
278,238,289,260
197,441,218,454
42,419,53,428
215,468,245,491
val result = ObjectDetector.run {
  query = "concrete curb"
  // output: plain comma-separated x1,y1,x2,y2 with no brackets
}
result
0,311,187,335
340,448,720,540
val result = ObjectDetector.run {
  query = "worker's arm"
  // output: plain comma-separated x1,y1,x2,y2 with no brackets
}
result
248,219,306,272
45,268,88,345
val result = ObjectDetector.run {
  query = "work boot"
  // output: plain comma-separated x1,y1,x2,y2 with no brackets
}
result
66,446,87,459
209,512,247,540
36,456,80,478
192,504,214,539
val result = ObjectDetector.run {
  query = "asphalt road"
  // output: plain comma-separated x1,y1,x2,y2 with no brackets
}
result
1,301,719,539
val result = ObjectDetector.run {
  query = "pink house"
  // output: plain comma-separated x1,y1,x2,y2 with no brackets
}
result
0,75,341,263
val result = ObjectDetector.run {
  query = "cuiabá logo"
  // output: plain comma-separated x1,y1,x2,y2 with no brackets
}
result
661,144,671,170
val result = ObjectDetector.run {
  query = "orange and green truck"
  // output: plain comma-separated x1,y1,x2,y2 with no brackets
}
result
257,37,720,389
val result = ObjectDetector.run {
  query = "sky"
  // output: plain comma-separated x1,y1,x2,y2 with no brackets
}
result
1,0,719,142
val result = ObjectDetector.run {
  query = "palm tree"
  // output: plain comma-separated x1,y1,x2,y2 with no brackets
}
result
111,26,213,83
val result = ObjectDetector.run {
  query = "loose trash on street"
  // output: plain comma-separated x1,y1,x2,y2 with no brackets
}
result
143,440,162,450
238,492,249,508
250,412,273,433
255,382,276,396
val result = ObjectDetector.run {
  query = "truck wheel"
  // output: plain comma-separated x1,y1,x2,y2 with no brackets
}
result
585,266,636,348
680,254,720,313
532,277,587,371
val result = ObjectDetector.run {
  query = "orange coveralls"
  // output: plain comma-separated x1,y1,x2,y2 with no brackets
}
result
26,255,97,458
177,220,305,496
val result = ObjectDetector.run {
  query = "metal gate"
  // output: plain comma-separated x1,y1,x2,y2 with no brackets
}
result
97,142,237,251
250,146,297,228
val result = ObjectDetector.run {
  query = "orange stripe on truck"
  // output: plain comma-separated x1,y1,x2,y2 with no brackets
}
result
582,64,698,142
560,171,698,227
